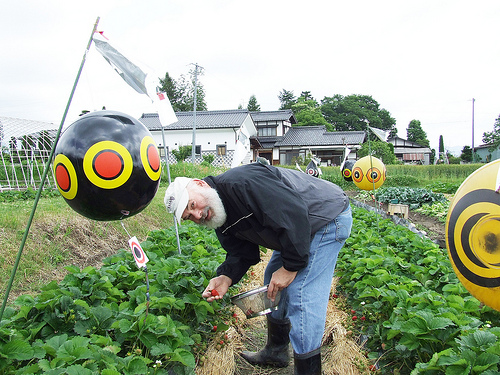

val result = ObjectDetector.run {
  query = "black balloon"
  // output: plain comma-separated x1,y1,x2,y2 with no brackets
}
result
341,159,355,181
53,110,161,221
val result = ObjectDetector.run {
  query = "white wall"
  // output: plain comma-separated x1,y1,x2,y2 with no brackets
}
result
151,128,237,153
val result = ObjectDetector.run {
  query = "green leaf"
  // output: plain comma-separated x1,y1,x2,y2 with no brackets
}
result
150,342,173,356
473,352,500,372
56,336,92,362
125,356,149,375
171,348,196,368
65,365,93,375
43,334,69,357
0,339,34,360
102,369,122,375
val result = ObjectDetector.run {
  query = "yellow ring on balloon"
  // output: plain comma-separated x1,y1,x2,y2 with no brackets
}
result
451,201,499,278
471,214,500,268
53,154,78,200
83,141,133,189
446,159,500,311
140,136,161,181
352,167,364,183
367,167,382,183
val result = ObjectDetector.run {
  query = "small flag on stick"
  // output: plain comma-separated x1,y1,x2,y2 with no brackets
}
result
128,236,149,269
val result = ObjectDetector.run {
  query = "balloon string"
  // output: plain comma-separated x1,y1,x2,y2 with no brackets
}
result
120,221,132,239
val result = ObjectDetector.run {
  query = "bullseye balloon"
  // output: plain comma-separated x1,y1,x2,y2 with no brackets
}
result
342,159,355,181
53,110,161,221
446,159,500,311
351,155,386,190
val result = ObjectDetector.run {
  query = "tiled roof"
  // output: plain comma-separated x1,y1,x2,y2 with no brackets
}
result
250,109,297,124
275,126,366,147
139,109,250,131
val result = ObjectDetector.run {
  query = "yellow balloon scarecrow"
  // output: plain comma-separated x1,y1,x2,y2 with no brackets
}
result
352,155,386,191
446,159,500,311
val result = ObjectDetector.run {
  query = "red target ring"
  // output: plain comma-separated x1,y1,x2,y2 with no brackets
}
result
53,154,78,200
141,136,161,181
93,150,125,180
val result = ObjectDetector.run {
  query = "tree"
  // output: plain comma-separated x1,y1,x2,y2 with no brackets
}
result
460,146,472,163
357,141,397,164
291,97,332,131
439,135,444,153
320,94,397,135
159,69,207,112
482,114,500,151
299,91,314,101
171,145,192,162
406,120,430,147
278,89,297,110
247,95,261,111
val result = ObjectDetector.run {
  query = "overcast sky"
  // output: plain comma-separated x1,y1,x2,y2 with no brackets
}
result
2,0,499,154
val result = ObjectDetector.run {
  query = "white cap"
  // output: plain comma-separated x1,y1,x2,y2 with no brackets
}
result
164,177,193,224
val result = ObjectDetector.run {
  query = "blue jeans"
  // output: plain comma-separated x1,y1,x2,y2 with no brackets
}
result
265,205,352,355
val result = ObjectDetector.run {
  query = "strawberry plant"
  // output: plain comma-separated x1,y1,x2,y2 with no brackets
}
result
336,207,500,374
0,222,235,374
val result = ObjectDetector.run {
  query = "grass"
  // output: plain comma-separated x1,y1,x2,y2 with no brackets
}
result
0,185,173,301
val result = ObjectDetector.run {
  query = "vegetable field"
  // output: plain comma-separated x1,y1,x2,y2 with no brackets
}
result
1,162,498,374
2,203,499,374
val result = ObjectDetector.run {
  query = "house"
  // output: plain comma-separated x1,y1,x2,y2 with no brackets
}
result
272,126,366,166
139,109,257,167
249,110,296,164
473,143,500,162
140,110,368,167
387,136,432,165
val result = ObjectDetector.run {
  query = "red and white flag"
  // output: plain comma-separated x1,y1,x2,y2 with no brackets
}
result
128,236,149,269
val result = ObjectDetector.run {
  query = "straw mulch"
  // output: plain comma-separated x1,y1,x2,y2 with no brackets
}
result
196,250,372,375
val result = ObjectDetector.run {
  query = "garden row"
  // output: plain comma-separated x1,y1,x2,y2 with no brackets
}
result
2,202,498,374
337,208,500,374
0,224,235,375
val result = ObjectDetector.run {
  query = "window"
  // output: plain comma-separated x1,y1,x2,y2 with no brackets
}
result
259,127,277,137
195,145,201,155
158,145,166,157
217,144,226,155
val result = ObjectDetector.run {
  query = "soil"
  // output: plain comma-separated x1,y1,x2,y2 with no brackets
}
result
345,190,447,248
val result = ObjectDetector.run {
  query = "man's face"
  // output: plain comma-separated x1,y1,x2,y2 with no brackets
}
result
181,180,227,229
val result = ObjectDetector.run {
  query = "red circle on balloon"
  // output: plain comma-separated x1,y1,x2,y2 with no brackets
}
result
93,150,124,180
147,144,160,172
56,164,71,191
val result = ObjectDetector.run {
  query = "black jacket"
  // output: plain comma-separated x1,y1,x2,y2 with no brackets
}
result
204,163,349,284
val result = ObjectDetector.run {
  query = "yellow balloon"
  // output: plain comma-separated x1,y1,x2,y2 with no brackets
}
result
352,156,386,190
446,159,500,311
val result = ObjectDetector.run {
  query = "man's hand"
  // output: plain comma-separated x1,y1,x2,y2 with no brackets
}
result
202,275,232,302
268,267,297,302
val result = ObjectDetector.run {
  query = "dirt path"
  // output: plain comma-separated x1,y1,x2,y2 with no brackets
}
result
197,194,447,375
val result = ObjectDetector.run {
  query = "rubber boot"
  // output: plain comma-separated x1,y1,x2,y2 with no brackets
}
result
240,315,291,367
294,348,321,375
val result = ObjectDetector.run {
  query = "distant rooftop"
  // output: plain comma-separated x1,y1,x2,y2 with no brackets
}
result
139,109,250,131
275,126,366,147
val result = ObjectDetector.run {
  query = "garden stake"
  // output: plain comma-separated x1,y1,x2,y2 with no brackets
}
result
0,17,100,322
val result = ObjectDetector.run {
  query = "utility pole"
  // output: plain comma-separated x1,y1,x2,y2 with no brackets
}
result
472,98,475,163
191,63,202,164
